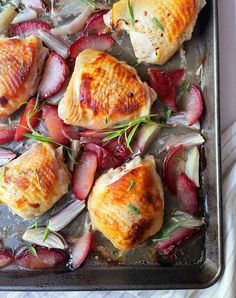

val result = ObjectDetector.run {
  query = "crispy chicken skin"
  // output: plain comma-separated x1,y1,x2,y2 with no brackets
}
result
0,142,70,219
104,0,205,64
58,49,156,129
88,155,164,250
0,35,48,118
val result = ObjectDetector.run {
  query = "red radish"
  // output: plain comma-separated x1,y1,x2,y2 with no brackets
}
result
156,227,196,255
15,98,41,142
10,19,52,37
61,124,82,140
0,249,14,268
148,68,179,112
42,103,69,145
79,130,107,143
16,246,68,269
163,145,184,194
69,33,115,59
83,10,109,36
0,124,16,144
168,69,185,88
176,173,198,214
182,85,203,125
39,52,69,99
72,150,97,200
84,143,119,171
71,232,93,269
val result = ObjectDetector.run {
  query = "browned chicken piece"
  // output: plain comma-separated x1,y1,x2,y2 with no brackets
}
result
104,0,205,64
0,35,48,119
0,142,70,219
58,49,156,129
88,155,164,250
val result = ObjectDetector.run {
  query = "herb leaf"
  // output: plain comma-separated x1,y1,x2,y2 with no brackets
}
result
152,220,187,242
152,17,164,31
164,109,172,121
130,60,140,68
43,223,50,242
127,180,135,191
21,240,37,257
127,0,134,27
128,204,140,215
29,220,38,230
181,81,190,93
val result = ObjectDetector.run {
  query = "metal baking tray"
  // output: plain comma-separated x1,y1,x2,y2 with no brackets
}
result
0,0,222,290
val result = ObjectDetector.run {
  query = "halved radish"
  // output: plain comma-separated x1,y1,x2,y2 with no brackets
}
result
148,68,179,112
104,138,130,164
10,19,52,37
15,98,41,142
72,150,97,200
182,85,203,125
185,146,200,187
21,0,46,14
163,145,184,194
176,173,198,214
16,246,68,269
42,103,69,145
69,33,115,59
83,10,109,36
71,232,93,269
84,142,119,171
168,69,185,88
79,130,107,143
156,227,196,255
0,249,14,268
61,124,82,140
0,124,16,144
39,52,69,99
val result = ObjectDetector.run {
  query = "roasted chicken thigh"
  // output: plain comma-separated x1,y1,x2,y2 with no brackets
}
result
104,0,206,64
58,49,156,129
0,142,70,219
0,35,48,118
88,155,164,250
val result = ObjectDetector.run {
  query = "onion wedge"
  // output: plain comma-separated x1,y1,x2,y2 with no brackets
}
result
48,200,85,232
185,146,200,187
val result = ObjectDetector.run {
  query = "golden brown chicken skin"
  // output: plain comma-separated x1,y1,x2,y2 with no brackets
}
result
0,35,48,118
88,155,164,250
0,142,70,219
58,49,156,129
104,0,205,64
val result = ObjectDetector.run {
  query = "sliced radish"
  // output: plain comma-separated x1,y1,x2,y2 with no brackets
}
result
47,78,70,106
10,19,52,37
15,97,41,142
39,52,69,99
176,172,198,214
182,85,203,125
83,10,109,36
163,145,184,194
84,142,119,171
71,232,92,269
72,150,98,200
0,249,14,268
104,138,130,165
69,33,115,59
61,124,82,140
16,246,68,269
156,227,196,255
0,124,16,144
168,69,185,88
167,113,200,130
148,68,179,112
42,103,69,145
185,146,200,187
0,148,16,166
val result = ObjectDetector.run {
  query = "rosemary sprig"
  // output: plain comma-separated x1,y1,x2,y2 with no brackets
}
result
152,220,188,242
102,114,162,152
128,204,140,216
29,220,38,230
21,240,37,257
43,222,50,242
152,17,164,31
127,180,135,191
127,0,134,27
164,108,172,121
181,81,190,93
